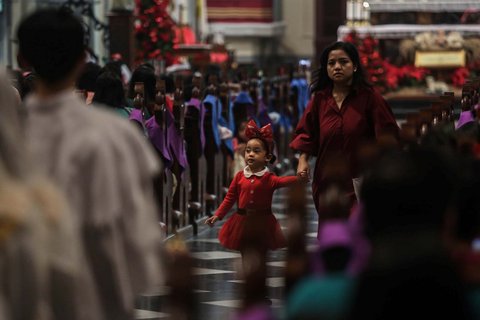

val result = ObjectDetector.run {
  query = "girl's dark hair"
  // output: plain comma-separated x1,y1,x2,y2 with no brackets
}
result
92,71,126,108
310,41,371,94
103,61,123,81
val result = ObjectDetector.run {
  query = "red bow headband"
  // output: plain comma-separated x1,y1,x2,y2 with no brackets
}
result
244,119,273,145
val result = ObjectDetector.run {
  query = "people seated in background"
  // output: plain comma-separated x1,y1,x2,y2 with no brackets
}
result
76,61,101,104
92,71,131,118
127,63,157,117
102,61,124,84
111,52,132,86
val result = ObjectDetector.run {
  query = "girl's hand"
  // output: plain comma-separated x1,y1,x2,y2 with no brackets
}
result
205,215,218,226
297,170,309,182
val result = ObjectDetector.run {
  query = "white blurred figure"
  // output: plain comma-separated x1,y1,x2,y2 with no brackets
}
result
0,70,101,319
18,8,164,320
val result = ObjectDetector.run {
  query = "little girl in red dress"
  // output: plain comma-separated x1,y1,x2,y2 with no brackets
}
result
205,119,307,251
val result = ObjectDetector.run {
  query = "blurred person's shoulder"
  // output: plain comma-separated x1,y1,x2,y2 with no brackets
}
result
85,102,160,174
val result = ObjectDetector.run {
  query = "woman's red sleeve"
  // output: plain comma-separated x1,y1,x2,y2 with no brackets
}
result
369,89,400,138
289,94,320,155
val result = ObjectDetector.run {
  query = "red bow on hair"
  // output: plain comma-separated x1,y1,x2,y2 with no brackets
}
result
244,119,273,144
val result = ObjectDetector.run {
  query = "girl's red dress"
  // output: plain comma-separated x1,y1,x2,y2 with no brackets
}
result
214,167,298,250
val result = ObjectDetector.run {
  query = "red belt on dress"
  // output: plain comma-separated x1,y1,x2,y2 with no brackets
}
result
237,208,272,215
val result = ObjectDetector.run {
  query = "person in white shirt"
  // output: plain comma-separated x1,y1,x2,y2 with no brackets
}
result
17,7,164,320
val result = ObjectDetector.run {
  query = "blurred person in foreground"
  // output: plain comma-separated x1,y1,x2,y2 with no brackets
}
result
350,147,473,319
0,70,102,319
17,8,164,320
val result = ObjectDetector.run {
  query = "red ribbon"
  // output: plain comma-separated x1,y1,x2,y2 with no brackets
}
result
244,119,273,144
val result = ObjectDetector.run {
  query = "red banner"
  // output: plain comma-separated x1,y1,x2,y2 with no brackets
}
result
206,0,273,23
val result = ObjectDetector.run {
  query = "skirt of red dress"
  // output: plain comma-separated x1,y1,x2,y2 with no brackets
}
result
218,212,286,251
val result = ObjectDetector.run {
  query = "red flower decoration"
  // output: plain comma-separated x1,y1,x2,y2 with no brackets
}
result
135,0,175,65
343,31,431,93
452,67,470,87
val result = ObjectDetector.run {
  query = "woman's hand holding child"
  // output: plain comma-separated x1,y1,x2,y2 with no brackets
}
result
297,170,309,182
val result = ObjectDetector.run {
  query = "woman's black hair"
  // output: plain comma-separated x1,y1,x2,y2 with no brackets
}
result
92,71,126,108
103,61,123,81
77,62,102,92
310,41,371,94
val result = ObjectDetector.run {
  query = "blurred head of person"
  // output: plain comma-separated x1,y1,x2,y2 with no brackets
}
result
17,8,86,89
92,71,126,109
361,147,457,239
76,62,101,93
128,65,156,107
310,41,370,93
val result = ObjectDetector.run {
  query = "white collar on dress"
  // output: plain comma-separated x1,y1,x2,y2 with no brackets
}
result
243,166,269,178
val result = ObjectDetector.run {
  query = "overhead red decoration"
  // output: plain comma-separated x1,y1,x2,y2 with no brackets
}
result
134,0,176,66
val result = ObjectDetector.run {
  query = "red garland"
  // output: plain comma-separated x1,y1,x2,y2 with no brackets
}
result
134,0,175,66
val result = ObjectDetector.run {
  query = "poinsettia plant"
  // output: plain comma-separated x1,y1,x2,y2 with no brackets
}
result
344,31,476,92
134,0,176,66
452,67,470,87
344,31,432,93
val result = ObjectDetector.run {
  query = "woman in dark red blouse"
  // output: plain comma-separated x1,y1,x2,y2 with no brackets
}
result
290,41,399,214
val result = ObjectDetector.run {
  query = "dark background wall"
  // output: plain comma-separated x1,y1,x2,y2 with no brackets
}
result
315,0,347,66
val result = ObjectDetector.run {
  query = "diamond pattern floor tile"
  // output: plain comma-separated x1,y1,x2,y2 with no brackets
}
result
135,309,169,319
191,251,241,260
192,268,235,275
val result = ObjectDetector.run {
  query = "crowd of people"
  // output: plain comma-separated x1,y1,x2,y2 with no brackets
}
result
0,5,480,320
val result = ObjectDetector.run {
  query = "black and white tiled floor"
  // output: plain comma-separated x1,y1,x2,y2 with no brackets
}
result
135,182,318,319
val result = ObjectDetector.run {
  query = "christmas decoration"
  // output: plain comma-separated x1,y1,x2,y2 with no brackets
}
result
344,31,477,93
452,67,470,88
134,0,176,66
344,31,431,93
